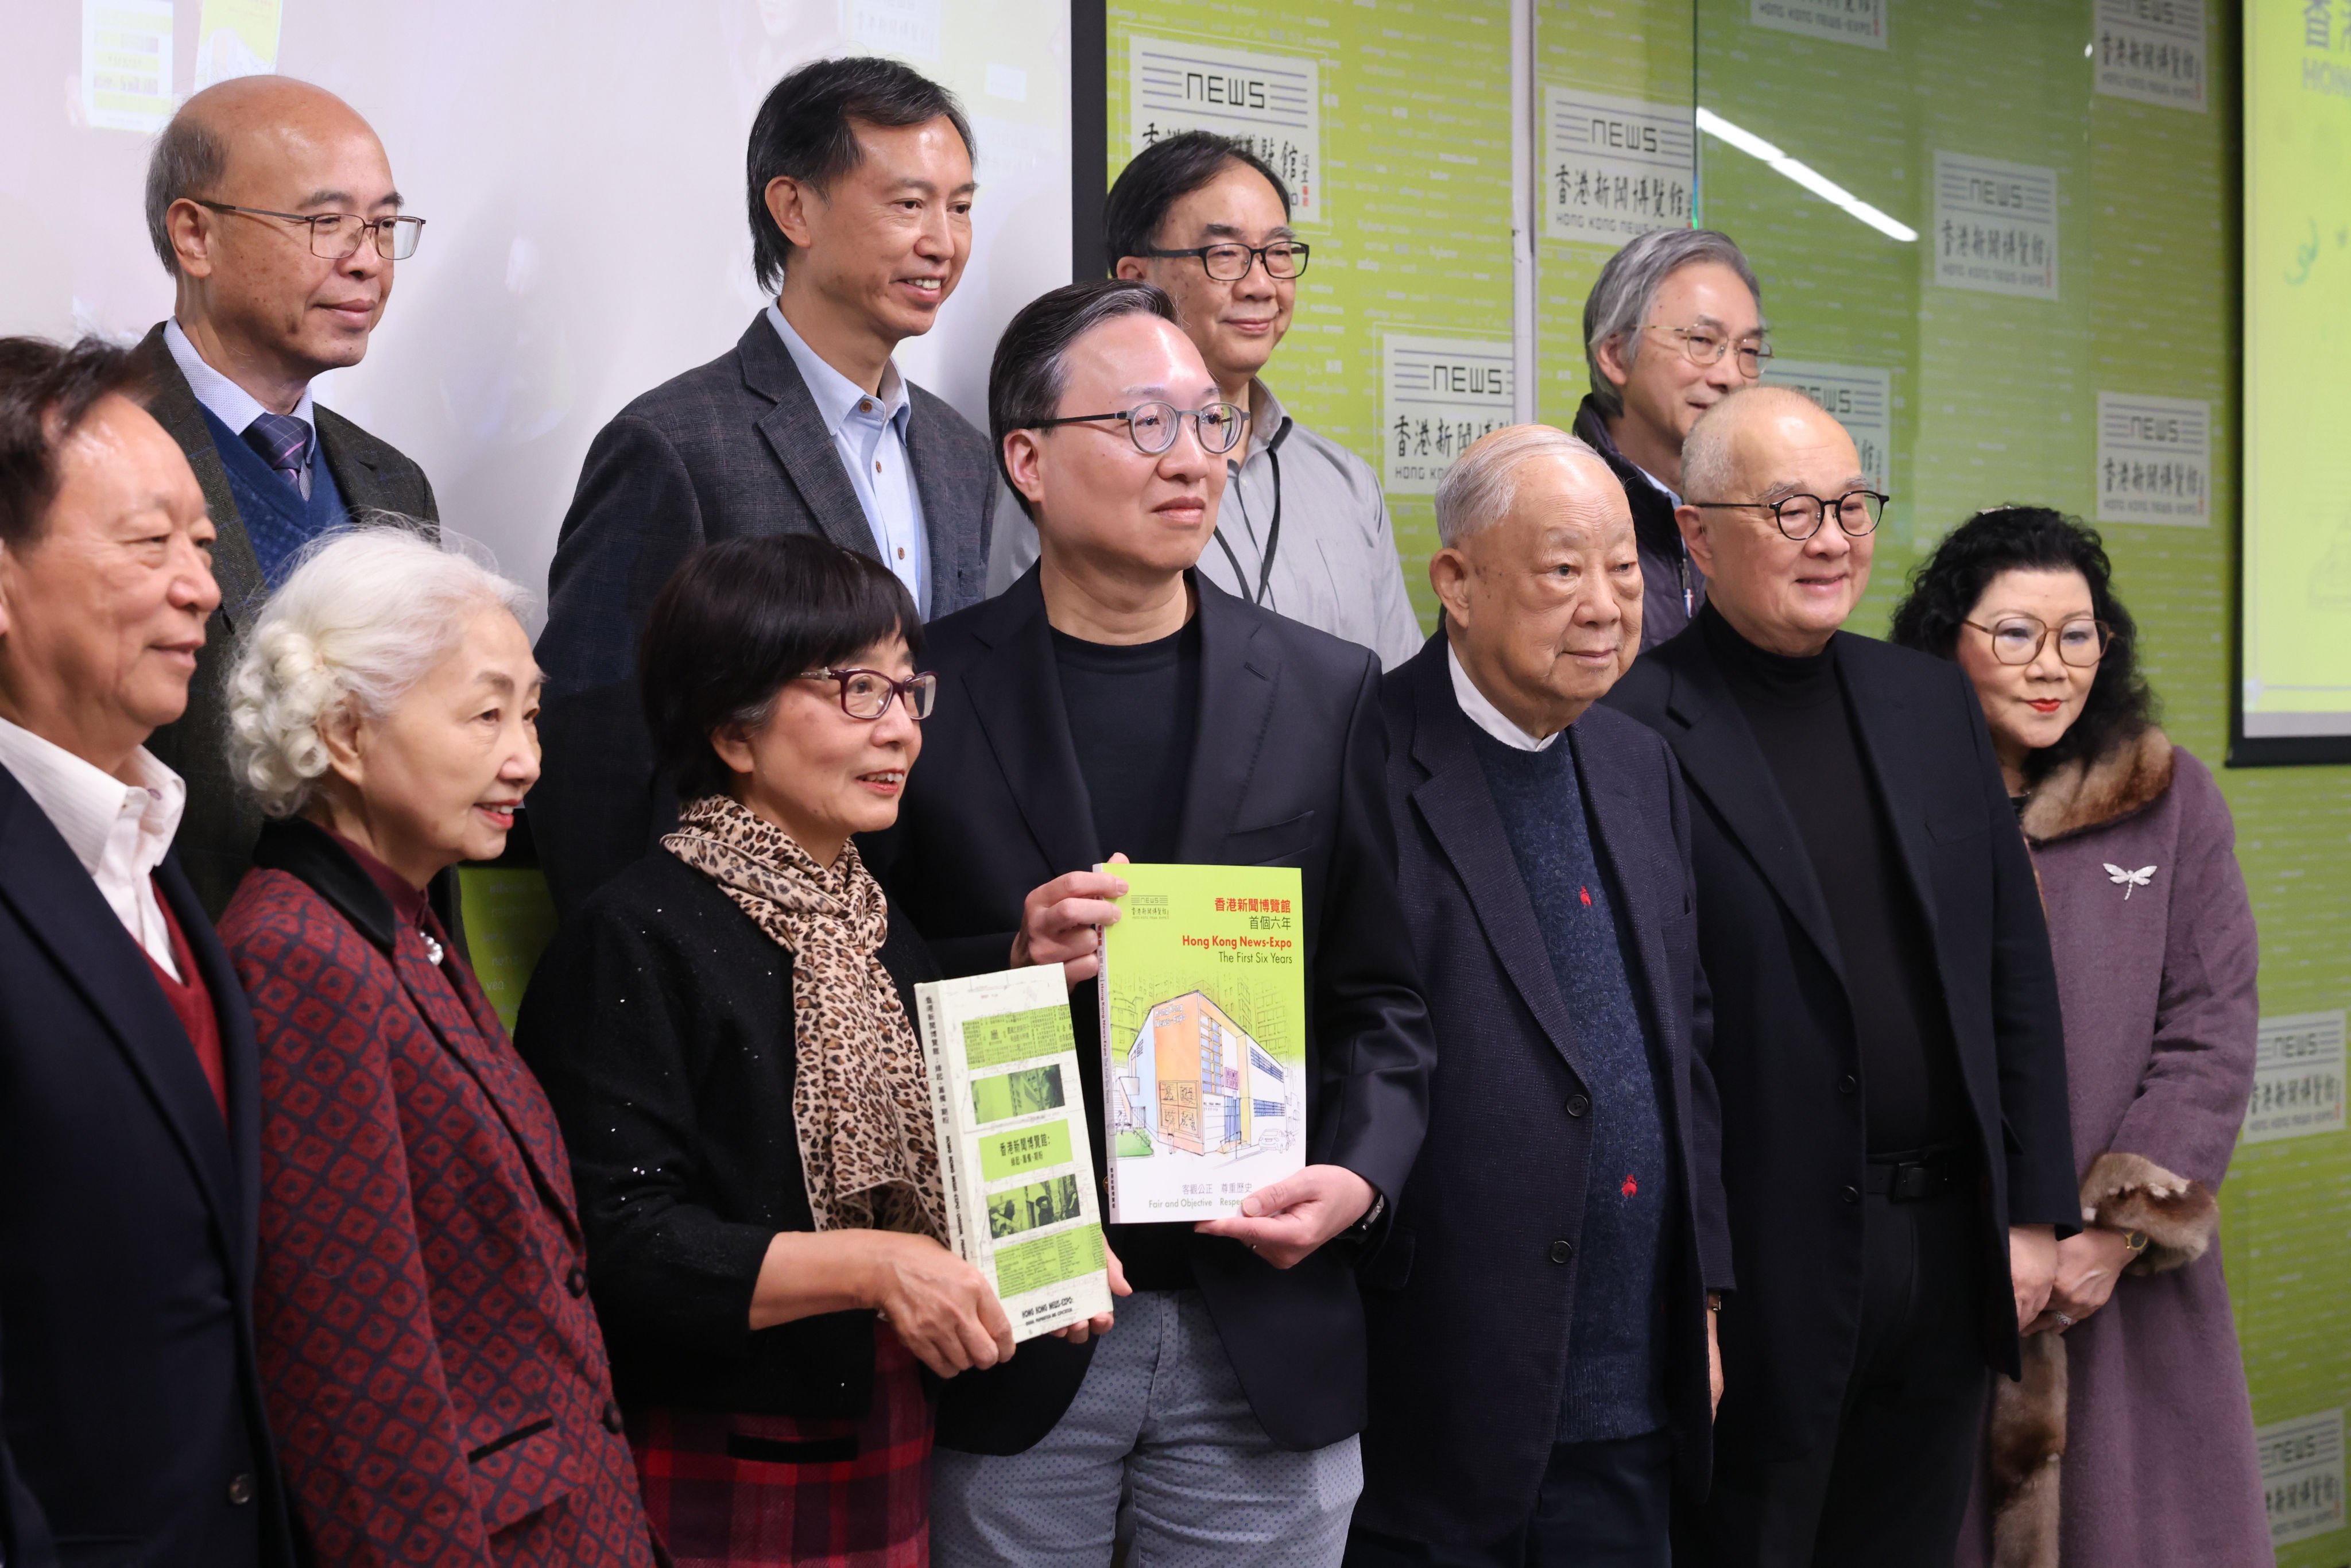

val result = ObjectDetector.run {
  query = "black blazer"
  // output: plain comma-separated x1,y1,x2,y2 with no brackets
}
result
859,567,1435,1455
1357,637,1730,1542
516,849,940,1419
532,315,997,920
1602,624,2077,1461
129,323,440,918
0,762,295,1566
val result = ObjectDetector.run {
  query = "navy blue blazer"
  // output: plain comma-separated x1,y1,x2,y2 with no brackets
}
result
0,761,295,1566
1356,636,1730,1543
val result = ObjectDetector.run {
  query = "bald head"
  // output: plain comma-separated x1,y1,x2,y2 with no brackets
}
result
148,76,403,413
1675,385,1875,656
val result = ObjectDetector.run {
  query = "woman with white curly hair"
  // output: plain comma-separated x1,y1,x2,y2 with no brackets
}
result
215,527,657,1567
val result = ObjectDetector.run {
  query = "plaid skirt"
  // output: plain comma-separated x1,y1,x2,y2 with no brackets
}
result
630,1327,935,1567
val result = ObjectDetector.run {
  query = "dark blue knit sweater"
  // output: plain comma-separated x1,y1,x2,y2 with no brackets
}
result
1468,723,1671,1442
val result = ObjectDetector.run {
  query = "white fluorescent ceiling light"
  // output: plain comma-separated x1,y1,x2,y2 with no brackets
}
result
1695,106,1918,243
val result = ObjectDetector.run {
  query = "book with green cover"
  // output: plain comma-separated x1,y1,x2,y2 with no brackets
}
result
913,963,1113,1342
1095,862,1308,1224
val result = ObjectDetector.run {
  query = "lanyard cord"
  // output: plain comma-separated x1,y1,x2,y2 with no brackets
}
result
1211,416,1292,607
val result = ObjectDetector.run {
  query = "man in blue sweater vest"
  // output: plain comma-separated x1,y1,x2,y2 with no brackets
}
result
128,75,439,915
1350,425,1730,1567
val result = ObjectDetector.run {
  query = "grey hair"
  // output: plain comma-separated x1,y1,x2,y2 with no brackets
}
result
224,526,534,819
1435,425,1606,548
1581,229,1764,418
145,110,228,274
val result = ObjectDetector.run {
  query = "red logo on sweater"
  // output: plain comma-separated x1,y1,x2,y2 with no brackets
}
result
1621,1174,1639,1198
1579,886,1593,908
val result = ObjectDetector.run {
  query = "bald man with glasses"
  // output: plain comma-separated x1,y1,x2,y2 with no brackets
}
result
131,74,437,916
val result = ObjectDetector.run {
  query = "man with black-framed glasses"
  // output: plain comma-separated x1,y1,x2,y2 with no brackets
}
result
988,131,1424,669
130,75,438,916
1604,387,2077,1568
863,278,1432,1567
1574,227,1772,649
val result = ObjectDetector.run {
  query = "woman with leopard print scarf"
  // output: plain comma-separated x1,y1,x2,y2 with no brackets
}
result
520,536,1114,1568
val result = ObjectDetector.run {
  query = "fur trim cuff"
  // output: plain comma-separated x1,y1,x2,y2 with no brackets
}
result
2080,1150,2217,1274
1988,1332,2067,1568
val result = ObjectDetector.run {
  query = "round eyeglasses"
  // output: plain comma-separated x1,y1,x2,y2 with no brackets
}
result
1644,323,1772,378
193,199,425,260
1032,401,1248,457
1687,490,1889,542
1137,241,1311,281
797,667,938,721
1962,615,2113,668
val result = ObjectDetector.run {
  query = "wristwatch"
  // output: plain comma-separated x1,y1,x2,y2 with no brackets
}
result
1346,1191,1388,1240
2120,1228,2149,1256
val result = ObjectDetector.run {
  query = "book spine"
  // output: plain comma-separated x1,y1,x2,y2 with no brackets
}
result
915,984,972,1264
1097,942,1122,1226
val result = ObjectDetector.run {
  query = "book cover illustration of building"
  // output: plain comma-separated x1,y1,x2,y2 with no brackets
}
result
1098,863,1307,1222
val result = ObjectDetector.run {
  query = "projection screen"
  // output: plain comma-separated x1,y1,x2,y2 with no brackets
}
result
0,0,1074,618
2240,2,2351,763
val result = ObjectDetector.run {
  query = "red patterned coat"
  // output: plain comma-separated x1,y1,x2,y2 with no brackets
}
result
222,818,657,1567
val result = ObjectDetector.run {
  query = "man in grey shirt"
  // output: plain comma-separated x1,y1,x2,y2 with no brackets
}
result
988,132,1422,667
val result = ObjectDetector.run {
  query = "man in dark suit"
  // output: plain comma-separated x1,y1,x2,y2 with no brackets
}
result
133,75,437,915
1347,427,1729,1568
1604,387,2076,1567
861,279,1432,1566
535,56,996,917
0,336,295,1564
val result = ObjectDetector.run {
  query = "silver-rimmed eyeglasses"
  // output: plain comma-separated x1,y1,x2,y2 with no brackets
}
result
1644,323,1773,378
192,200,425,260
1032,401,1248,456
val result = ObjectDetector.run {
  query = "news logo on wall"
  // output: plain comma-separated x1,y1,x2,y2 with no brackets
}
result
1382,335,1513,497
1129,34,1322,220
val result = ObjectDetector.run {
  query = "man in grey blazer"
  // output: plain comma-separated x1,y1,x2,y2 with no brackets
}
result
132,76,437,915
533,56,996,917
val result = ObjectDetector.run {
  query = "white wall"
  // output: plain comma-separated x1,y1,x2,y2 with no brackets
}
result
0,0,1074,624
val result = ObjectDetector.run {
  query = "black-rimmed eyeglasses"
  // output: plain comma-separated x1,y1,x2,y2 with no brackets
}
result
193,200,425,260
1137,242,1310,281
1032,401,1248,457
797,668,937,721
1962,616,2113,668
1687,490,1889,541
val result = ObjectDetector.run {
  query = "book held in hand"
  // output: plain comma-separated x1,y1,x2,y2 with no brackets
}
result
913,963,1114,1343
1096,863,1308,1224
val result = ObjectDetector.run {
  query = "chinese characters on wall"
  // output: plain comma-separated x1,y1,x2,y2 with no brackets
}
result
1542,87,1694,246
2096,392,2211,527
1382,335,1513,495
1129,34,1322,220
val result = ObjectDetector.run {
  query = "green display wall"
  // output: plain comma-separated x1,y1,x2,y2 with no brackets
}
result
1107,1,2349,1556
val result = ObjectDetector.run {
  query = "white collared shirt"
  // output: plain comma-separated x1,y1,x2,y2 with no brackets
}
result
0,716,188,977
164,318,322,498
1447,641,1560,753
766,303,930,614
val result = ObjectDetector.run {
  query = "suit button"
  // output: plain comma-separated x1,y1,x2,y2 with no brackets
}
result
1548,1239,1575,1264
602,1401,625,1434
1565,1094,1590,1118
227,1473,255,1505
567,1265,588,1298
1838,1074,1858,1095
1842,1184,1861,1205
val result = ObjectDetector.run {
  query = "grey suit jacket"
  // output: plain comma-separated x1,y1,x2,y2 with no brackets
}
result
130,322,440,917
532,313,995,918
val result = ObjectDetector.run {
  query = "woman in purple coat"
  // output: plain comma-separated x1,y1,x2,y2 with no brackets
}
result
1891,506,2268,1568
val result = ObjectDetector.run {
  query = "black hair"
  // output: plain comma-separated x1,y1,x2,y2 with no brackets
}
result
745,56,976,294
639,533,923,802
986,278,1183,518
1888,505,2156,782
0,335,152,549
1103,130,1292,274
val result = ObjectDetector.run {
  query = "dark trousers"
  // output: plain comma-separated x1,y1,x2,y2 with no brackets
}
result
1346,1427,1675,1568
1699,1186,1990,1568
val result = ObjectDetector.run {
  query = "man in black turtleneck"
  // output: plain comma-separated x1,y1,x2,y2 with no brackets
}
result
1605,386,2077,1568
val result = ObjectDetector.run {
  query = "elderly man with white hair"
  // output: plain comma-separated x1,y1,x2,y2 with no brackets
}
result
214,529,658,1566
1603,386,2076,1568
1347,425,1730,1568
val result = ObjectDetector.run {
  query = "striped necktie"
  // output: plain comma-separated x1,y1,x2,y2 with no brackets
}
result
241,411,312,491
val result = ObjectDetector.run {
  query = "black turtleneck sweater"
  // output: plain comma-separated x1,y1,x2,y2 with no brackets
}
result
1698,604,1969,1155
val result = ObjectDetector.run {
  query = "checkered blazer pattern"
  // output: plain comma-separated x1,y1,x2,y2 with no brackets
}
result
223,828,657,1566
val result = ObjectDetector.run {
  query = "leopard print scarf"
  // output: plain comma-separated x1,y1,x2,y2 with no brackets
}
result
664,794,946,1243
